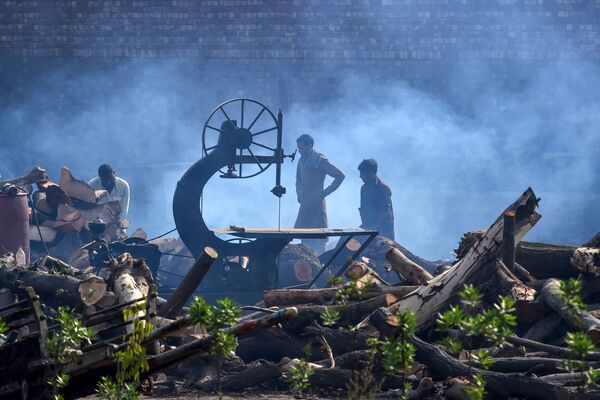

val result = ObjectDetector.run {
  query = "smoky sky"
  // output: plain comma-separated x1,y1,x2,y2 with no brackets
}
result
0,2,598,260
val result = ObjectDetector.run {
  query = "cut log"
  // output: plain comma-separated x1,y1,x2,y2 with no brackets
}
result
385,247,433,285
303,322,376,355
345,261,388,285
458,231,577,279
283,293,399,334
465,356,599,375
492,260,540,324
58,165,96,204
412,336,569,400
516,241,577,279
196,360,282,392
571,247,600,276
78,276,107,306
158,246,218,319
541,278,600,341
145,308,298,373
236,326,308,363
506,335,600,360
382,188,541,333
524,313,562,342
0,166,48,187
263,285,417,307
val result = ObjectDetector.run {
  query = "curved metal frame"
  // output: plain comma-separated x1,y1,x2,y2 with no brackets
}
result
201,98,279,179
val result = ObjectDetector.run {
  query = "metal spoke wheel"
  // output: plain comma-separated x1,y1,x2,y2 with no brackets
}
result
202,98,279,179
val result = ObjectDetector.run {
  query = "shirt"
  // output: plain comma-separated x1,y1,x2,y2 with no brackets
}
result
359,177,395,240
88,176,130,220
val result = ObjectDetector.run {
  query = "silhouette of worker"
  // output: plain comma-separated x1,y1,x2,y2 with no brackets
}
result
294,134,345,254
358,159,395,240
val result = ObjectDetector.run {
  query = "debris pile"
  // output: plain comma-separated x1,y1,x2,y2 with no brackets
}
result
0,187,599,399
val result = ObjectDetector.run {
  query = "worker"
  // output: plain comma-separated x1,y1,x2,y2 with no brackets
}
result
88,164,130,221
294,134,345,254
358,159,395,240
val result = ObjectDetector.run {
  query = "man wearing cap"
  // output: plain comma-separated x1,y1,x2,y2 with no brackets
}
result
88,164,130,221
294,134,345,254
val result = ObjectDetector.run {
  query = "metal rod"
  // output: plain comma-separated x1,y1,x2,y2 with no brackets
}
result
502,210,516,274
306,235,354,288
333,233,377,278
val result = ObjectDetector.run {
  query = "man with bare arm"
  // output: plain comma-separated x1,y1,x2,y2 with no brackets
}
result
294,134,345,254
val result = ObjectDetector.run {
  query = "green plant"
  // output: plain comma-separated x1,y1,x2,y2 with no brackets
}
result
436,285,518,399
320,306,341,327
557,278,600,389
96,376,139,400
189,296,242,398
287,359,314,396
45,307,95,399
559,278,586,327
330,275,375,305
45,306,95,363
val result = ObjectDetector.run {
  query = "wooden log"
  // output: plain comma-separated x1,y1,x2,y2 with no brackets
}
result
0,166,48,187
236,326,308,363
571,247,600,276
411,336,569,400
516,241,577,279
493,260,540,324
382,188,541,333
263,285,417,307
385,248,433,285
458,231,577,279
78,276,107,306
58,165,97,204
303,322,376,355
506,335,600,360
146,307,298,373
282,293,398,334
158,246,218,319
196,360,282,392
502,211,516,273
345,261,388,285
541,278,600,341
524,313,562,342
540,370,600,386
465,356,599,374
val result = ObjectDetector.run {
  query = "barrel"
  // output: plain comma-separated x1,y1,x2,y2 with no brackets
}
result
0,193,30,265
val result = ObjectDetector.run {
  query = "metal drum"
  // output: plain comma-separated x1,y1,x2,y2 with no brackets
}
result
0,193,29,265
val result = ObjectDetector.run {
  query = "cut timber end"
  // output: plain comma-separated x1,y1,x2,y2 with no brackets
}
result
203,246,219,260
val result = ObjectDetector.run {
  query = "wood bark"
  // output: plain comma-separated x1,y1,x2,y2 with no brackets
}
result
385,247,433,285
411,336,569,400
541,278,600,341
465,356,598,375
493,260,540,324
458,231,577,279
263,285,417,307
303,322,376,355
158,246,218,319
571,247,600,276
382,188,541,333
282,293,398,334
523,313,562,342
0,166,48,187
506,335,600,360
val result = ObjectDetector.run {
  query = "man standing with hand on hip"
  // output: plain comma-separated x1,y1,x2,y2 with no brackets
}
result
294,134,345,254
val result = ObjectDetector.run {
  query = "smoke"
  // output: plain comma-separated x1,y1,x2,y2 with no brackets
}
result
1,3,598,260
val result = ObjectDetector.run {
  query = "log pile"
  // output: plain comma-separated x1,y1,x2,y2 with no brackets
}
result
1,187,600,399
